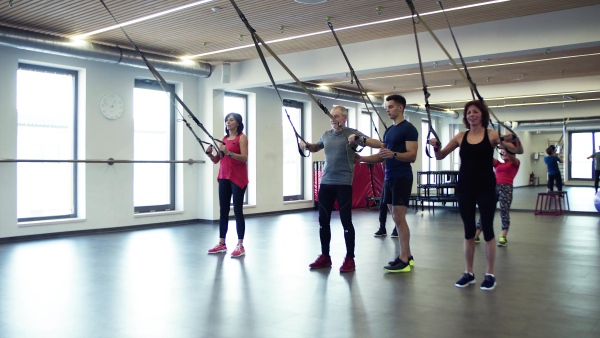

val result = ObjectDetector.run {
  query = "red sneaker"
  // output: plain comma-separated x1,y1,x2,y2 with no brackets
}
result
207,243,227,254
309,254,332,269
231,244,245,257
339,257,355,272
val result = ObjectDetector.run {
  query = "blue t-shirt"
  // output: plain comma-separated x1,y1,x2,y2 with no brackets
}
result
544,155,561,175
382,120,418,179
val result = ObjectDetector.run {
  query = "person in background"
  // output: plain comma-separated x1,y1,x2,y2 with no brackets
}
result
587,145,600,193
373,190,398,238
475,149,520,247
205,113,249,258
544,145,563,192
300,106,367,273
429,100,523,291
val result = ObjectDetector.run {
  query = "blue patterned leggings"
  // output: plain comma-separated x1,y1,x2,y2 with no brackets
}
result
477,184,513,232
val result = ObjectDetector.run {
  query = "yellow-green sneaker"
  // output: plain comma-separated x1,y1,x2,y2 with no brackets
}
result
474,235,481,244
498,236,507,247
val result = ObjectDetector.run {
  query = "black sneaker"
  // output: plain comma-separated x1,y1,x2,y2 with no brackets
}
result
480,274,496,291
455,272,476,288
388,255,414,267
391,227,398,238
374,228,387,237
384,257,410,273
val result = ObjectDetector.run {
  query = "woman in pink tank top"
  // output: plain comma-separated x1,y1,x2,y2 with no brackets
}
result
205,113,249,258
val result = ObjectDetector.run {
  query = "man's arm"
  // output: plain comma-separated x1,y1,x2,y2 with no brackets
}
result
299,140,323,153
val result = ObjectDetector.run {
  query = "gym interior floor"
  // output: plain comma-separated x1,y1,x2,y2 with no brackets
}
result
0,186,598,337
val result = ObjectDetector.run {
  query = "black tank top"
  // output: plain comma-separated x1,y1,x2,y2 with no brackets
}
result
458,130,496,193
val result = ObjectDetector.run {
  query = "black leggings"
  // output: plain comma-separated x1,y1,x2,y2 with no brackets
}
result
378,190,387,225
317,184,355,258
547,173,563,191
594,170,600,192
218,179,247,239
458,189,497,242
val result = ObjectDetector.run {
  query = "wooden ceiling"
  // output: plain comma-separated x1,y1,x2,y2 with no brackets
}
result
1,0,599,109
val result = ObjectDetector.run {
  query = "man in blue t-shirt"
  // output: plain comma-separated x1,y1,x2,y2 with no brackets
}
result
354,94,418,273
544,146,563,192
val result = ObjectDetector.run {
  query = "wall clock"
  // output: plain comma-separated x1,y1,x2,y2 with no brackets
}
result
100,94,124,120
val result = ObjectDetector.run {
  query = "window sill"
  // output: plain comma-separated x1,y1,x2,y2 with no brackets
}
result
18,218,87,227
283,199,313,205
134,210,185,218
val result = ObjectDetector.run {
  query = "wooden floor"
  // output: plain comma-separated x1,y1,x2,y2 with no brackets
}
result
1,199,599,338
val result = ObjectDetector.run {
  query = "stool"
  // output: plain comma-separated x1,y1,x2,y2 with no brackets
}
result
548,191,569,211
534,193,563,215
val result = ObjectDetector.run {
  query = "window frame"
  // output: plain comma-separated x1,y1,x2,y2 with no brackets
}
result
133,79,176,213
282,99,305,201
17,63,79,222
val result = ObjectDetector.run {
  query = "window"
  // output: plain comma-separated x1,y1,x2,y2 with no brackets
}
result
358,110,382,156
133,79,175,213
282,100,304,201
16,64,78,221
569,131,600,180
224,92,248,204
421,119,437,172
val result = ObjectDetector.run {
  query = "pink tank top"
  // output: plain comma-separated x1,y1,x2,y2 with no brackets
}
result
217,133,249,189
494,160,519,185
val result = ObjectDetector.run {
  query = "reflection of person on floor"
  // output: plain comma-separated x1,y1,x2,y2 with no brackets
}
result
587,145,600,193
475,149,520,247
544,146,563,192
429,100,523,291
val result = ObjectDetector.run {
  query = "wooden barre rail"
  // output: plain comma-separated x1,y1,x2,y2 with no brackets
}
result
0,158,204,165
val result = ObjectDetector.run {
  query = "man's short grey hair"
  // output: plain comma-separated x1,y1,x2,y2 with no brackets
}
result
333,105,348,116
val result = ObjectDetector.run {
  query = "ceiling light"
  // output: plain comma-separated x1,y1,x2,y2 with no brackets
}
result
295,0,328,4
211,7,221,13
71,0,214,39
376,6,383,15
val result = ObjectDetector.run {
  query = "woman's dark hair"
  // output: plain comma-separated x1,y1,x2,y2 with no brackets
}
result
546,147,554,155
462,100,490,129
225,113,244,136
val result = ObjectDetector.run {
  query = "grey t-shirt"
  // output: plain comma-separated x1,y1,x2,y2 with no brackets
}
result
593,153,600,170
317,127,365,186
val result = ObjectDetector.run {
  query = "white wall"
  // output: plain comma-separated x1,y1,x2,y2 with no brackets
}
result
0,45,204,239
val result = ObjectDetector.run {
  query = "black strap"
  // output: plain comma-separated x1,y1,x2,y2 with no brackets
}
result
411,1,517,138
99,0,222,156
406,0,440,159
326,20,387,141
228,0,349,138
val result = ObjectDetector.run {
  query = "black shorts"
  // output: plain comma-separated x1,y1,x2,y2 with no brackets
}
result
383,178,413,207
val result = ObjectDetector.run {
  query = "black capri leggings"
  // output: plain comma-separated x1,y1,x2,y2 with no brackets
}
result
458,189,497,242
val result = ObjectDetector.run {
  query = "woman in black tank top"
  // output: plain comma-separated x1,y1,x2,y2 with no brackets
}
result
428,100,523,291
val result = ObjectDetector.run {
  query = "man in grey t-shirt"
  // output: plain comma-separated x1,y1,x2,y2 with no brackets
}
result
300,106,366,272
587,145,600,193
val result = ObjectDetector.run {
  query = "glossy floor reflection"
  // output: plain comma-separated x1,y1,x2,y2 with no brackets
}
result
1,208,599,337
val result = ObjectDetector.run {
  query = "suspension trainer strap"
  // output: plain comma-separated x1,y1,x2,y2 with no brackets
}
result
409,1,518,138
228,0,346,132
326,20,387,141
406,0,440,159
99,0,222,156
